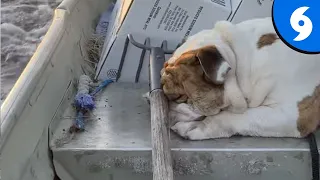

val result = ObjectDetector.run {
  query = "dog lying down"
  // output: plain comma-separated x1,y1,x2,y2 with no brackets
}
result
159,17,320,140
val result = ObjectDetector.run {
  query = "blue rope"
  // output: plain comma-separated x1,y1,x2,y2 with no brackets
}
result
74,111,85,130
90,79,114,96
71,79,113,132
74,93,95,110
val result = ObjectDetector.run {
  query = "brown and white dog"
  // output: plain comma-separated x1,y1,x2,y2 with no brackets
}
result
160,17,320,140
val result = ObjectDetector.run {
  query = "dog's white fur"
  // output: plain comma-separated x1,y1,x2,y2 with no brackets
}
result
166,17,320,140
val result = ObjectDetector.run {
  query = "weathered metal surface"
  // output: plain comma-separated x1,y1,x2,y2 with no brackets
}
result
53,149,312,180
51,82,319,180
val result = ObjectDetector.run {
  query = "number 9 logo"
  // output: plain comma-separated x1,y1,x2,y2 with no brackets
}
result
272,0,320,54
290,7,313,41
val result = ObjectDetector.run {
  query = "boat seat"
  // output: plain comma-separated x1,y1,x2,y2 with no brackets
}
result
50,82,319,180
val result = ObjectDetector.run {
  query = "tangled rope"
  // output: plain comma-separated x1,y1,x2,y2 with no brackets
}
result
69,74,113,132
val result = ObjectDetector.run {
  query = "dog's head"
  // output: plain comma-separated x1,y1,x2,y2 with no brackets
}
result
161,45,231,115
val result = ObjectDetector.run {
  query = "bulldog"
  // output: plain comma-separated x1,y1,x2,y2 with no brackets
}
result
160,17,320,140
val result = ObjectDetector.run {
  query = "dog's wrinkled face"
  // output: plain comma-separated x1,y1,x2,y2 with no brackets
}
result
161,45,231,115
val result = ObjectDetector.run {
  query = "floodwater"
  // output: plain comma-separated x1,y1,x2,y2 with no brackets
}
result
1,0,62,104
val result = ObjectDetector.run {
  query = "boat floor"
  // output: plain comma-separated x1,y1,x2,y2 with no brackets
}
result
50,82,319,180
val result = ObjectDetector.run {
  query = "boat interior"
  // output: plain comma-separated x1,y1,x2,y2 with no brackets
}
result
1,0,319,180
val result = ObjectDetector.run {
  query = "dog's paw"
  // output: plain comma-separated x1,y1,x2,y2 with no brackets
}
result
169,102,204,123
171,118,234,140
171,121,209,140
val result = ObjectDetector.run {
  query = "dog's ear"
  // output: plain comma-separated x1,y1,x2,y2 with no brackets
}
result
196,45,231,84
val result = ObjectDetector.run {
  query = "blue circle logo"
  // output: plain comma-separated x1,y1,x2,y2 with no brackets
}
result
272,0,320,54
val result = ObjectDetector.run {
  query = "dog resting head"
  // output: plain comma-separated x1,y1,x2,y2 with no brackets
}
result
161,45,232,116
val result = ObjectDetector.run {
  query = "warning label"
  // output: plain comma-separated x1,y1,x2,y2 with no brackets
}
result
158,3,190,32
183,6,203,38
142,0,203,37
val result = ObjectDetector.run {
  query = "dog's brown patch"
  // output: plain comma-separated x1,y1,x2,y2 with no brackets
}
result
174,50,199,66
297,84,320,137
161,50,203,99
257,33,279,49
161,46,226,115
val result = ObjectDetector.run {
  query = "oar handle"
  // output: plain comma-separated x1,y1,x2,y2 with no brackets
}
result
128,34,174,180
149,89,174,180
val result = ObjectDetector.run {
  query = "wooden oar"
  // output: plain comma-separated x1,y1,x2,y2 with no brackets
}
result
128,34,174,180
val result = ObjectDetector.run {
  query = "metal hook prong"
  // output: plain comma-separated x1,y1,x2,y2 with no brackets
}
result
161,40,168,51
127,34,175,54
127,34,152,50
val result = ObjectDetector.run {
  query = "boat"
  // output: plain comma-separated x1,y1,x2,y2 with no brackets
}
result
1,0,319,179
